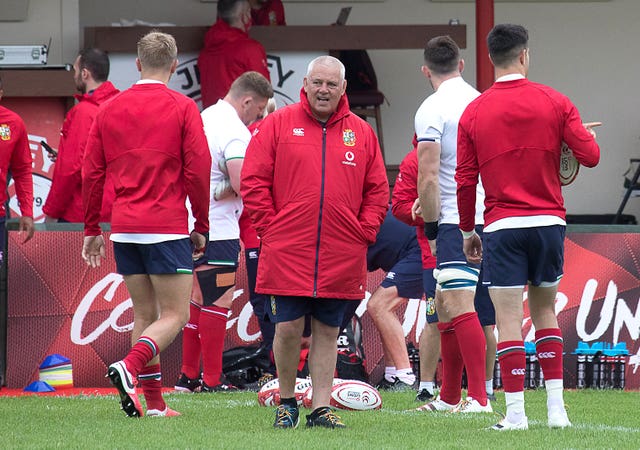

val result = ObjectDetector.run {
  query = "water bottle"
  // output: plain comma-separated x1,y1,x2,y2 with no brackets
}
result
576,354,586,389
493,359,502,389
618,354,626,389
590,353,600,389
598,353,608,389
527,354,538,389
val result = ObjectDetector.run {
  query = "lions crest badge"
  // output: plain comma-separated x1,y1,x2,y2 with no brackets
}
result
342,129,356,147
0,124,10,141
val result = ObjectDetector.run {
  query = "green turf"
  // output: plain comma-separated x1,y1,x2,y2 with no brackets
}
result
0,389,638,449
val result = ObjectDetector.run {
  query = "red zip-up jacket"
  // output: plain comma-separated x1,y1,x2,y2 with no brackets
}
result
391,147,436,270
0,106,33,217
456,79,600,232
198,19,270,109
241,89,389,299
43,81,119,222
83,83,211,237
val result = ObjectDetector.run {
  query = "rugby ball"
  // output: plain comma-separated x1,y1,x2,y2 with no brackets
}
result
257,377,313,407
301,378,344,409
559,142,580,186
329,380,382,411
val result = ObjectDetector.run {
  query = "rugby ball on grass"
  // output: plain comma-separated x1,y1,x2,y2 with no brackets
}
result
559,143,580,186
257,377,312,407
301,378,344,409
329,379,382,411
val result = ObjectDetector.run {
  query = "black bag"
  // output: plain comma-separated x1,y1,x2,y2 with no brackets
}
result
335,315,368,382
222,345,272,388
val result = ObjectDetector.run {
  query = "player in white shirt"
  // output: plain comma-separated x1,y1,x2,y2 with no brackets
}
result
414,36,495,414
176,72,273,393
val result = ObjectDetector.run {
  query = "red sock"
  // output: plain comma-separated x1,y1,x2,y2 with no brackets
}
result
451,312,487,405
437,321,464,405
497,341,526,393
123,336,158,377
535,328,564,380
180,301,202,379
139,363,166,412
199,305,229,387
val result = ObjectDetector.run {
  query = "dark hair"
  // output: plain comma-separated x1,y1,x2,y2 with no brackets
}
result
487,24,529,68
217,0,247,24
229,71,274,100
78,48,110,82
423,35,460,75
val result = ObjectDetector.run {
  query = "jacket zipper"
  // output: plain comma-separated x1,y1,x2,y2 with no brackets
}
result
313,126,327,297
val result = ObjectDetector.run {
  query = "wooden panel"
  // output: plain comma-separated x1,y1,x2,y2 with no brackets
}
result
0,67,76,97
84,24,466,53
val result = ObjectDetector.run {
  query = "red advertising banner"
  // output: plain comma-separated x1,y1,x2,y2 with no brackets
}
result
1,97,65,222
5,231,640,389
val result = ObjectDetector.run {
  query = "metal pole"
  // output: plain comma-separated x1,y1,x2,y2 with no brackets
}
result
476,0,494,92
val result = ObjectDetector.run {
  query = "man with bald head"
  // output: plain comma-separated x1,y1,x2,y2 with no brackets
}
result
241,55,389,429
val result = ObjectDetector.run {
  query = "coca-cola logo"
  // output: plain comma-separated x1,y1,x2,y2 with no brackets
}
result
70,273,262,345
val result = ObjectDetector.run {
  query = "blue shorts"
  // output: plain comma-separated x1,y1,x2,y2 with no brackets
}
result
423,268,438,324
379,245,424,299
266,295,350,328
194,239,240,268
436,224,495,327
114,238,193,275
483,225,565,288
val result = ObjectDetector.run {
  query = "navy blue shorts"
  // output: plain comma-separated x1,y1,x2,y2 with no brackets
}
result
379,244,424,299
194,239,240,268
266,295,351,328
436,224,495,327
483,225,565,288
423,268,438,323
113,238,193,275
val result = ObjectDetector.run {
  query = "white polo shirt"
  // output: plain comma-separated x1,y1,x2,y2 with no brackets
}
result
414,76,485,226
201,99,251,241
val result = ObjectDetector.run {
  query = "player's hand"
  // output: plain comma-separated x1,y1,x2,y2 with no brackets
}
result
583,122,602,139
82,235,106,268
411,198,422,221
462,232,482,265
428,238,436,256
18,216,35,243
190,231,207,260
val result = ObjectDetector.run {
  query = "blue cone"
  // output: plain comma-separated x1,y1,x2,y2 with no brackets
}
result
40,354,71,369
24,380,56,393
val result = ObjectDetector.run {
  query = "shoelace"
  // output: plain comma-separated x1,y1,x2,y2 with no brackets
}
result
276,406,296,426
318,410,344,426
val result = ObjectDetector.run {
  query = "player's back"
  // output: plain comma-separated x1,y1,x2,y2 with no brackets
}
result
458,78,582,225
91,82,208,233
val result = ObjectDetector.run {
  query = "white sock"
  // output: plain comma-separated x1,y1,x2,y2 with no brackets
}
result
419,381,435,394
485,379,494,396
396,370,415,385
384,366,396,382
545,379,565,411
504,391,526,424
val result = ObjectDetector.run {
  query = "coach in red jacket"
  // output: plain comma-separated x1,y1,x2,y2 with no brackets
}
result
241,55,388,429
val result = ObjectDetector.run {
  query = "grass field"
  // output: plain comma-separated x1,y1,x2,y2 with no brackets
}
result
1,388,638,449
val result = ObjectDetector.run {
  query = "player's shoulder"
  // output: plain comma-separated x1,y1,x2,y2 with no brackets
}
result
0,105,23,124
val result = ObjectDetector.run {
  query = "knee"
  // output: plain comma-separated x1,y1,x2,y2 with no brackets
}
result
276,320,303,341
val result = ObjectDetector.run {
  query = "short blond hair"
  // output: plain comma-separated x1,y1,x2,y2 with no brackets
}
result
137,31,177,71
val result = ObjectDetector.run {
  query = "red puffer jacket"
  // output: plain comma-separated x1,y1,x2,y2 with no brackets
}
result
241,89,389,299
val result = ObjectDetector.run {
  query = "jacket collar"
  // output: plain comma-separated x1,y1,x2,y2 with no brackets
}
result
298,87,351,126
